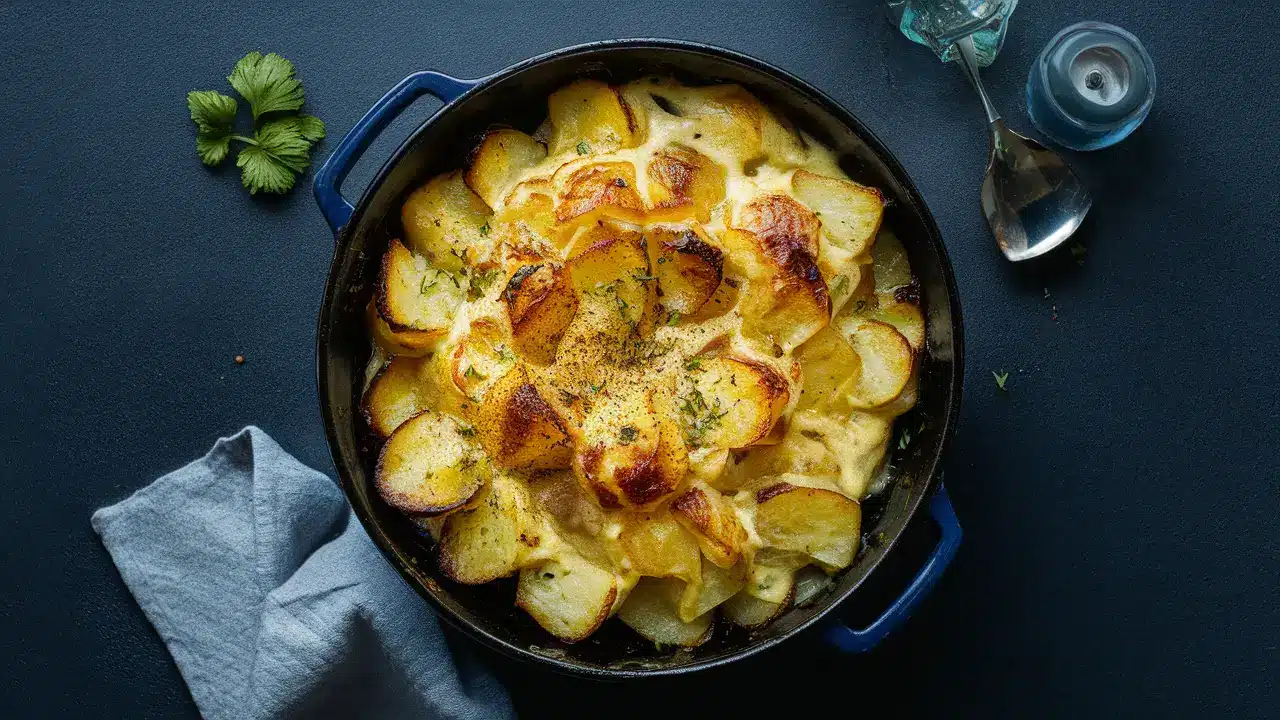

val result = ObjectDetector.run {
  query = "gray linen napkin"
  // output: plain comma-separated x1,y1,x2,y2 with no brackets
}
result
91,426,514,720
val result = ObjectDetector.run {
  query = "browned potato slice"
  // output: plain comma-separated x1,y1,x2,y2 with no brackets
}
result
683,276,739,323
448,319,518,401
647,226,724,316
755,482,862,570
872,229,912,293
671,485,749,568
568,230,657,334
682,356,789,449
678,557,747,622
837,319,914,409
465,129,547,209
738,193,821,261
437,474,525,584
401,171,494,271
375,411,489,515
619,513,701,583
574,387,688,509
547,79,646,157
791,169,885,256
721,584,794,630
868,298,925,351
645,144,726,223
554,162,646,226
731,197,831,351
474,366,573,470
503,262,579,365
376,239,466,337
618,577,713,647
794,325,861,412
368,301,439,356
362,355,434,438
516,550,619,642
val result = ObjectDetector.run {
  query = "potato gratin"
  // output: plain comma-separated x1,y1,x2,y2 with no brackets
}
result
362,78,924,646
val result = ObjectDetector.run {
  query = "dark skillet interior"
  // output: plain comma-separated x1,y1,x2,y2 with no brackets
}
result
317,41,963,678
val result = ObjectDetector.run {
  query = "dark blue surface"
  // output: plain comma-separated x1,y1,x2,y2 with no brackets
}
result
2,1,1277,717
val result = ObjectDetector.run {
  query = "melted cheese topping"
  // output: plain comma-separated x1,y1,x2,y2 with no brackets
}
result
366,78,920,642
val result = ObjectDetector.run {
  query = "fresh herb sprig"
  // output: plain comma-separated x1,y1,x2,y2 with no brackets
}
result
187,52,325,195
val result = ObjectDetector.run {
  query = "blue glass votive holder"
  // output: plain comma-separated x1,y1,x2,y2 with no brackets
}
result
1026,21,1156,151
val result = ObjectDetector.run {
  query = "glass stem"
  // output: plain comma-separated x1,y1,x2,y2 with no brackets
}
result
956,36,1002,125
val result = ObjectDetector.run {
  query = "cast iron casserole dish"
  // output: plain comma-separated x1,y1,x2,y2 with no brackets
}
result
313,39,964,677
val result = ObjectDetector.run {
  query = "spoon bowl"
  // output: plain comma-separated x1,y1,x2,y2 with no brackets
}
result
957,36,1091,261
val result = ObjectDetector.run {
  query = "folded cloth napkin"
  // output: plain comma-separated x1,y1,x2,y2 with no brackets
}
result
91,426,514,720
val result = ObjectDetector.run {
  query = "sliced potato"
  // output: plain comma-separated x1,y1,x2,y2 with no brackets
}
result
744,548,808,603
678,557,747,622
547,79,645,157
362,355,435,438
671,485,749,568
872,228,912,293
619,513,701,583
554,161,646,227
568,230,657,334
516,550,619,642
754,482,862,570
496,184,559,250
368,301,439,356
618,577,713,647
787,409,893,500
683,356,789,449
375,411,488,515
376,238,466,336
868,298,925,351
737,193,821,262
645,144,727,223
449,318,518,401
647,226,724,316
794,325,860,412
401,171,494,271
791,169,884,256
437,474,524,584
474,366,573,470
669,83,806,167
503,262,579,365
721,584,794,630
793,565,832,607
837,319,914,409
683,276,740,323
717,421,841,492
574,387,688,509
466,129,547,209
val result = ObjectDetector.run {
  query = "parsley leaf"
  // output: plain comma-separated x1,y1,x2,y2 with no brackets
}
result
576,141,590,155
187,91,238,166
228,52,305,121
993,370,1009,391
188,53,325,195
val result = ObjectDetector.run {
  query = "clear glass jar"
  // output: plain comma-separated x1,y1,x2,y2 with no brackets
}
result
886,0,1018,67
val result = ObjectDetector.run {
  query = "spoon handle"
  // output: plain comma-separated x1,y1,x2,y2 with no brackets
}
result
956,35,1002,125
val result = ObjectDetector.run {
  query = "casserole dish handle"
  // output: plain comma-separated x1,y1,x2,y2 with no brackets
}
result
824,484,962,653
314,71,477,234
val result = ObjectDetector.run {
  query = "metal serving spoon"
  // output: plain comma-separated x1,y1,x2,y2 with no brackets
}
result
955,35,1092,262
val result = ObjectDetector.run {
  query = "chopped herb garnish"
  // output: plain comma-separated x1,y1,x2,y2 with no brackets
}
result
656,256,668,264
478,222,490,236
677,384,728,446
632,272,657,282
495,345,515,364
618,426,638,444
456,425,477,439
684,357,703,372
898,427,912,450
666,310,681,326
468,267,501,300
464,366,485,381
993,370,1009,391
575,141,590,155
589,381,606,394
